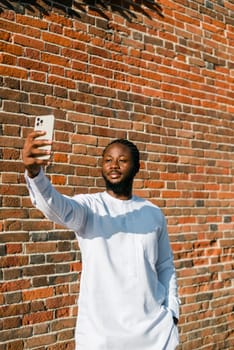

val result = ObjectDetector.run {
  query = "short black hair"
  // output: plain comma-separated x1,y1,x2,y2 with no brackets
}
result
103,139,140,176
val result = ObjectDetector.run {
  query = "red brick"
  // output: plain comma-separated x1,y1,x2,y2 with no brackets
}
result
16,14,48,29
0,2,233,349
25,242,57,254
46,295,76,310
6,244,22,254
0,41,23,56
13,34,44,50
47,341,75,350
23,310,53,325
0,65,27,79
42,32,72,48
0,255,28,268
23,287,54,301
0,279,31,293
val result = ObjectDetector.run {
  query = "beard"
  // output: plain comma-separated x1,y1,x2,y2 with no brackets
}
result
102,171,134,197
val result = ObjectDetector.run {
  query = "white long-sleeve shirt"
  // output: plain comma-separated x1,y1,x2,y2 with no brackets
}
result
25,170,180,350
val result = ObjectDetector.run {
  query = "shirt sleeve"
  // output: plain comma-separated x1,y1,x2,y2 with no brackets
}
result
25,168,87,232
156,213,180,320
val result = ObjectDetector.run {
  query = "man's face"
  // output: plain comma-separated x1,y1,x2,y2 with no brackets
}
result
102,143,135,193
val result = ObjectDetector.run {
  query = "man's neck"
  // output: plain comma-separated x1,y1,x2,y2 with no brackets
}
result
106,189,132,200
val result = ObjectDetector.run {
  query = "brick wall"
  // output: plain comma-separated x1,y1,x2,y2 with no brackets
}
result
0,1,233,349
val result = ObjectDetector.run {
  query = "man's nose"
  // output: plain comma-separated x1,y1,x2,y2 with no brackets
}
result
110,159,119,168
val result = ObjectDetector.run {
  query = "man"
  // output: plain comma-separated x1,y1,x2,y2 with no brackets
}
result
23,130,180,350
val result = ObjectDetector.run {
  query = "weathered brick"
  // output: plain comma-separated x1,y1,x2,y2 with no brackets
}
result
0,302,30,318
6,339,24,350
24,333,56,348
4,292,21,305
0,1,233,349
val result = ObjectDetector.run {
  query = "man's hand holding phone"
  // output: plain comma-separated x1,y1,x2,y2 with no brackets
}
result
22,115,54,178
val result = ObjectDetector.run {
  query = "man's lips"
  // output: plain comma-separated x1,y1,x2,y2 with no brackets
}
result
108,171,121,179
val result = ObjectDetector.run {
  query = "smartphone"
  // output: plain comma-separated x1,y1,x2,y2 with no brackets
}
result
34,114,54,160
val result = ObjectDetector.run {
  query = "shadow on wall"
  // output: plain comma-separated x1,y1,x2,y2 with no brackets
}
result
0,0,164,20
